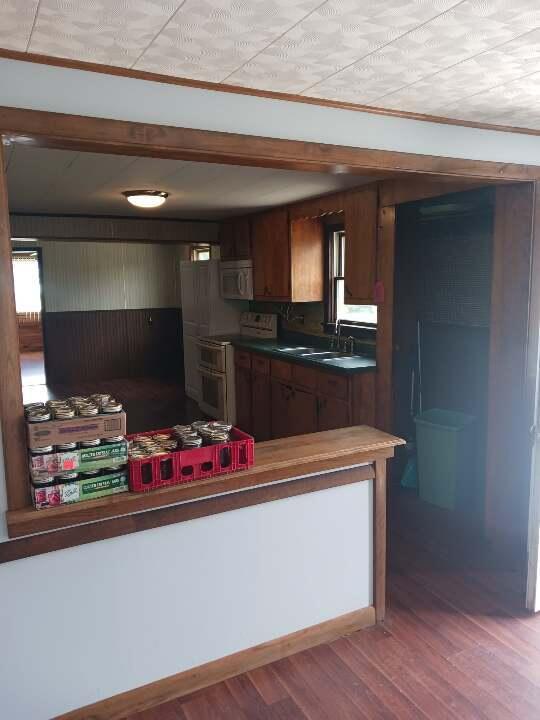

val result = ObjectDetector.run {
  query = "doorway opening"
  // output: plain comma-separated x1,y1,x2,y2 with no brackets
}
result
12,244,46,398
391,188,497,571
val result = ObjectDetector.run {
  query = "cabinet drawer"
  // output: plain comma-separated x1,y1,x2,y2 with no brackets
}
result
318,371,349,401
234,350,251,369
271,359,293,382
291,363,319,391
252,353,270,376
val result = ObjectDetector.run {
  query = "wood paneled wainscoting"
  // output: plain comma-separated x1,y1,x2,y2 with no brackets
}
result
43,308,183,383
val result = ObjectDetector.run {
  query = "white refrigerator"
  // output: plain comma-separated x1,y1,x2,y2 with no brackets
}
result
180,259,241,401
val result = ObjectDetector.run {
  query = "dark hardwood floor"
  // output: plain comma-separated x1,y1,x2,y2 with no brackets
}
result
129,488,536,720
21,351,201,434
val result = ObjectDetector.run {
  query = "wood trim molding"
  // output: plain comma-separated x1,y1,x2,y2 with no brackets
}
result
2,48,540,140
0,144,29,510
1,106,538,182
378,178,485,207
1,464,376,563
55,605,376,720
375,205,396,433
374,458,387,623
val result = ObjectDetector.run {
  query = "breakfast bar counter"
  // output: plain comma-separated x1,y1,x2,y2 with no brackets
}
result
2,426,403,719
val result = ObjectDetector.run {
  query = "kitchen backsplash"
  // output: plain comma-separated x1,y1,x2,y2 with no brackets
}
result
249,301,326,336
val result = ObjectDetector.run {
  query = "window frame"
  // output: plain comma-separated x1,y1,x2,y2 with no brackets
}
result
324,224,377,340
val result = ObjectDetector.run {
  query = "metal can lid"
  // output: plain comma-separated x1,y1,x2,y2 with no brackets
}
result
104,464,127,472
79,404,99,416
102,401,123,413
31,476,57,487
56,442,78,450
31,445,54,454
27,410,52,423
54,408,76,420
81,470,100,477
80,439,101,447
55,472,79,481
102,436,125,443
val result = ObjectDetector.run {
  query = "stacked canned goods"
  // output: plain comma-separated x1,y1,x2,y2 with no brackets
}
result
25,394,123,424
127,421,233,460
26,394,128,505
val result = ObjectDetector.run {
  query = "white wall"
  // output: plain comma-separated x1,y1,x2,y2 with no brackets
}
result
1,57,540,166
2,55,540,717
0,479,373,720
41,240,186,311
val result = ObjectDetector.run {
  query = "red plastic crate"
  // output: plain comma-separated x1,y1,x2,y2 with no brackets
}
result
127,427,254,493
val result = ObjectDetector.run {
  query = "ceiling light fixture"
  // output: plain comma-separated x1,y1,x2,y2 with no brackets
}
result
122,190,169,209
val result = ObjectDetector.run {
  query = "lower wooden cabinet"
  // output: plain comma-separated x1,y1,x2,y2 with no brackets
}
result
317,395,351,432
235,348,376,441
235,365,252,434
252,372,271,441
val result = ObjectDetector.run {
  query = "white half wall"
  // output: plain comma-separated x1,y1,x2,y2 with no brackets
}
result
0,58,540,166
0,479,373,720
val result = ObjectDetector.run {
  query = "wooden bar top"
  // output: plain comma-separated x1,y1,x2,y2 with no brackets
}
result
6,426,404,539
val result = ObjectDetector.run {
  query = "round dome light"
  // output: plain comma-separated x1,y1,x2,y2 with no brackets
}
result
122,190,169,209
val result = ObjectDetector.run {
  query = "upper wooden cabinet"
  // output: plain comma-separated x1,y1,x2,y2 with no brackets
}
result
252,208,324,302
343,186,378,305
218,217,251,261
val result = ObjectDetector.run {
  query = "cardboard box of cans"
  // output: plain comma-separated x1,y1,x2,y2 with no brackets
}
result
31,469,129,510
26,411,127,450
29,439,128,480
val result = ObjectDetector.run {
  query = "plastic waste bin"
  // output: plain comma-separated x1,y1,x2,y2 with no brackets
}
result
414,408,475,510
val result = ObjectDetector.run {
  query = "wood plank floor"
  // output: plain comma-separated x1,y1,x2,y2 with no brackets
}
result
129,489,537,720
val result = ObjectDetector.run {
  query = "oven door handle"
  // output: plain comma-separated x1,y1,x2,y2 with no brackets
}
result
199,366,225,380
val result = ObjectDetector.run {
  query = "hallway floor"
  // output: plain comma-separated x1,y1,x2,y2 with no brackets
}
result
129,492,536,720
20,351,200,434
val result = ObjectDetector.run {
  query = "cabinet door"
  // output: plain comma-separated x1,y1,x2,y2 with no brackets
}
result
318,395,351,432
235,365,252,433
290,217,324,302
234,217,252,259
252,373,271,441
288,387,318,437
344,186,378,304
218,221,235,260
271,380,292,439
252,207,290,300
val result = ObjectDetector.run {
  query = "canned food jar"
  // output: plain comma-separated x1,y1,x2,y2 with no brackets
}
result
27,410,52,423
80,470,100,478
54,407,76,420
80,439,101,448
32,475,57,487
182,437,203,449
79,404,99,417
56,442,78,451
102,401,122,414
55,472,79,482
30,445,54,456
102,436,125,444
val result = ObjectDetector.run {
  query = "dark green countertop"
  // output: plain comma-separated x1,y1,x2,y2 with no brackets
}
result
216,335,377,375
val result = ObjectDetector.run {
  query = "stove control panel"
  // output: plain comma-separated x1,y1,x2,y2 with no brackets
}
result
240,312,278,339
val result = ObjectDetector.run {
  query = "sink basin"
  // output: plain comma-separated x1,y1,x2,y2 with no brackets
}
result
275,346,316,355
321,356,374,368
299,351,338,357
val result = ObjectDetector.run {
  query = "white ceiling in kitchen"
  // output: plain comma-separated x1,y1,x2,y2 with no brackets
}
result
2,1,540,130
3,145,370,219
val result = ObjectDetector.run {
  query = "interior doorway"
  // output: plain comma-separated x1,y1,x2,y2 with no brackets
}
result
390,188,496,566
12,244,46,398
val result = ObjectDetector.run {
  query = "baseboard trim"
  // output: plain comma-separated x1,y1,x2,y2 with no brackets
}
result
56,605,375,720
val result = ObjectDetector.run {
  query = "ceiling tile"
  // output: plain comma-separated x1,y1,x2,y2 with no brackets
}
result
28,0,181,67
377,28,540,114
134,0,322,81
0,0,39,51
307,0,540,104
226,0,460,93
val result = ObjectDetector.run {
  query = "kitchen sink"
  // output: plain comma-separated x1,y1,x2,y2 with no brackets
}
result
321,355,373,368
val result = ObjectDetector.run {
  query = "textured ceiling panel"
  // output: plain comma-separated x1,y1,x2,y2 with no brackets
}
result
28,0,181,66
134,0,323,80
226,0,460,93
2,0,540,129
0,0,39,51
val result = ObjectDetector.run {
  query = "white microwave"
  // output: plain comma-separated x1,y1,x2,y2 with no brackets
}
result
220,260,253,300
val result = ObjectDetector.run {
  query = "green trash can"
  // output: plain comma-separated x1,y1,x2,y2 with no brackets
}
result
414,409,475,510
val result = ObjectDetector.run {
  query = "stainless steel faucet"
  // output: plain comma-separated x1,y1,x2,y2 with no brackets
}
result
330,319,342,351
345,336,355,354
